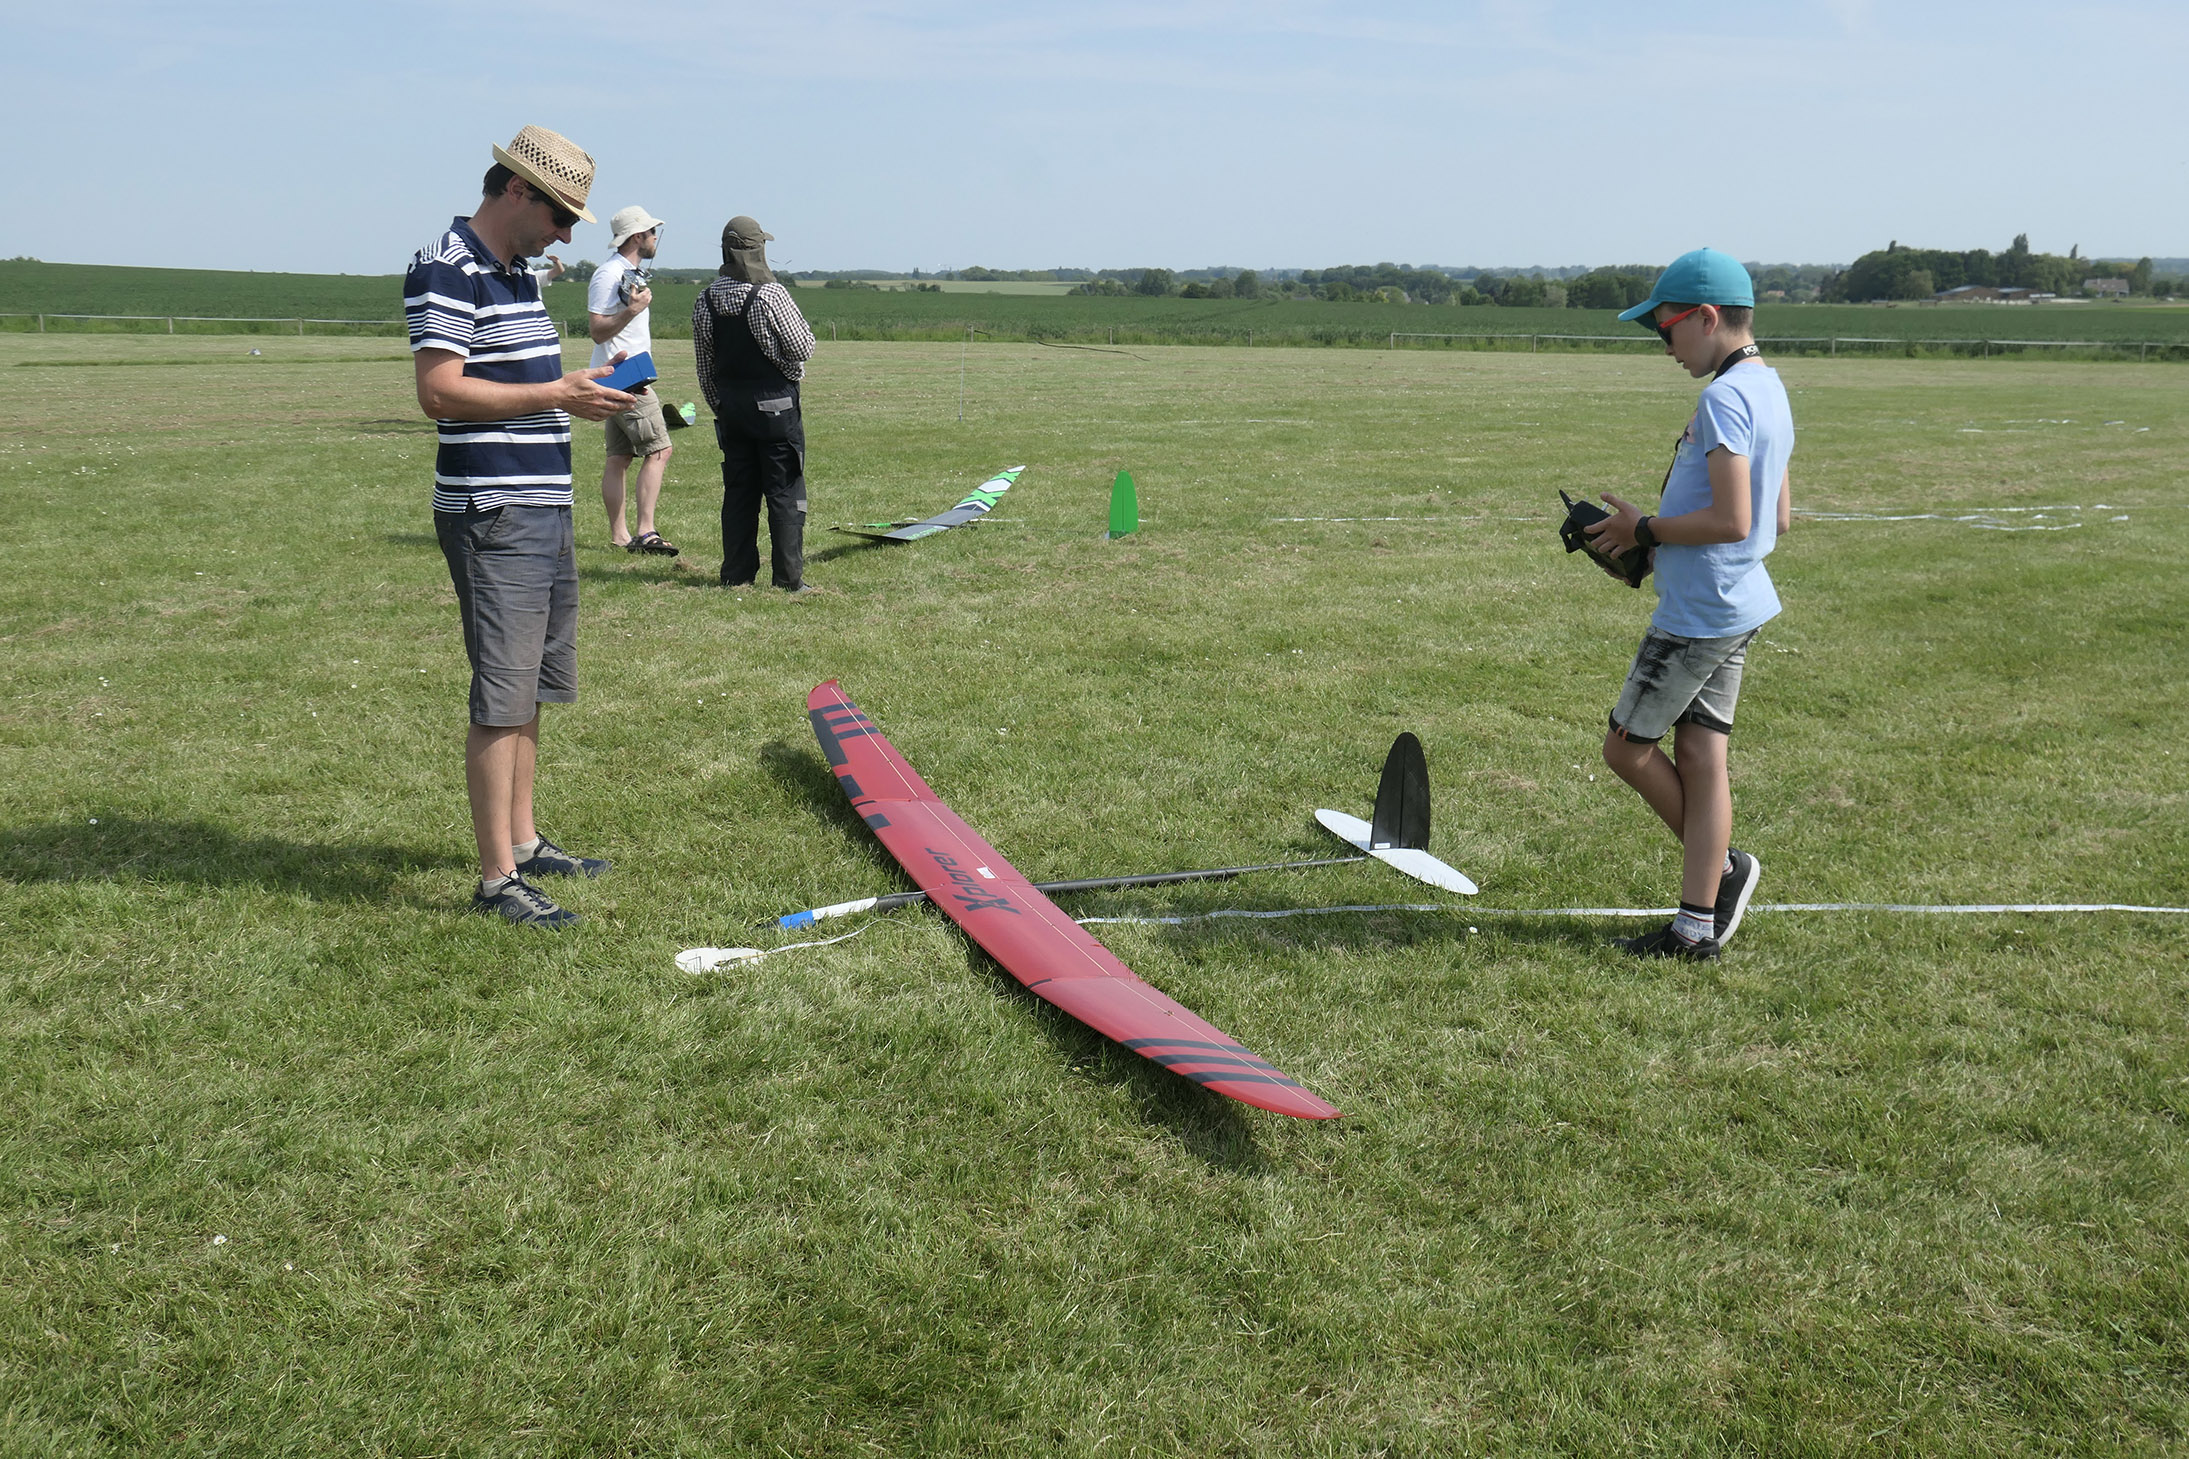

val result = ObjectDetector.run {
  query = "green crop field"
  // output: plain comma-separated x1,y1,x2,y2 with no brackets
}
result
3,333,2185,1454
7,259,2187,358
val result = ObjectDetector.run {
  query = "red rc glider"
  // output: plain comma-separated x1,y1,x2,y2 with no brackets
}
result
807,681,1341,1120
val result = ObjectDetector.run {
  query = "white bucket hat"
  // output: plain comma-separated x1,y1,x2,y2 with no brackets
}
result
610,206,667,248
492,125,597,223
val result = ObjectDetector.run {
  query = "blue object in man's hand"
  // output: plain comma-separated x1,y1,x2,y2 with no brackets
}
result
598,350,657,394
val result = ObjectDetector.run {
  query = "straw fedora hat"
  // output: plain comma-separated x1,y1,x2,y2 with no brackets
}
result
491,125,597,224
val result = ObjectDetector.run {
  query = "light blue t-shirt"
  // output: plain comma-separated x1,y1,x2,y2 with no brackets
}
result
1650,360,1793,638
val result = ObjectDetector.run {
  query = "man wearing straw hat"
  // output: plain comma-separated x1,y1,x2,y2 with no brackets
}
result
692,215,817,592
405,124,636,928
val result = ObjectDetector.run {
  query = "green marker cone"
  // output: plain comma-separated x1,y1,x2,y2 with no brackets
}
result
1108,469,1138,539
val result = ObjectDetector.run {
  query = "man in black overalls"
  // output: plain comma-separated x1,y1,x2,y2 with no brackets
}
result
691,216,818,591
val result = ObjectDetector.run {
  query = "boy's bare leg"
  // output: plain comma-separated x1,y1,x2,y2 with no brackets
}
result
1671,723,1731,909
632,445,672,541
601,455,632,545
1603,731,1684,836
464,712,541,880
1604,724,1732,908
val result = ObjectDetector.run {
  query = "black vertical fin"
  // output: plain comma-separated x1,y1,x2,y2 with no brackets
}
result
1369,733,1432,851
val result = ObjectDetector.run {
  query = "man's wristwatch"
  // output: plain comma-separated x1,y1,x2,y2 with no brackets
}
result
1633,515,1658,549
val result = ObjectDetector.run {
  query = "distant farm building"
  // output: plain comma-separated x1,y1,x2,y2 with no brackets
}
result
2083,277,2130,297
1932,285,2052,304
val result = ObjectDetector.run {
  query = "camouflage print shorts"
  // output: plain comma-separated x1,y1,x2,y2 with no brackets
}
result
1609,626,1760,743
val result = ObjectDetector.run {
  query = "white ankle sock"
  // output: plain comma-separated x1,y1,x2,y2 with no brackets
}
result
1721,852,1735,878
481,872,516,896
1673,903,1716,944
512,837,541,864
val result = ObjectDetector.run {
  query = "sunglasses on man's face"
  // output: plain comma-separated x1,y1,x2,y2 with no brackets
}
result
1654,304,1705,344
529,185,580,230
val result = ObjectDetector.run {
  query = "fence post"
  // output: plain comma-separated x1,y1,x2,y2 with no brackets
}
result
37,315,44,333
297,318,304,336
1830,336,1837,357
167,317,174,334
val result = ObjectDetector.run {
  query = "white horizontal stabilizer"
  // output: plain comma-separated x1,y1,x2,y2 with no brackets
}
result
1315,809,1478,896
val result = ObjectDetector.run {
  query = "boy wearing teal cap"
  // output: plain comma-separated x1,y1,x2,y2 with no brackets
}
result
1583,247,1793,959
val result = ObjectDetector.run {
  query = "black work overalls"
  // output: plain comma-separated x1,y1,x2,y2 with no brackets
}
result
708,285,807,589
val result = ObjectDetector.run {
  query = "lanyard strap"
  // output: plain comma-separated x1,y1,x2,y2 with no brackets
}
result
1660,346,1762,491
1714,342,1760,378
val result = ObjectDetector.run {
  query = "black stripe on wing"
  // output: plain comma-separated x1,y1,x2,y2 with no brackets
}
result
1141,1051,1300,1083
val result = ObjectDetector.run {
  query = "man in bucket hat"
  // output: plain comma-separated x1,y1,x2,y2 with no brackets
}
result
692,215,818,592
405,124,636,928
588,205,678,556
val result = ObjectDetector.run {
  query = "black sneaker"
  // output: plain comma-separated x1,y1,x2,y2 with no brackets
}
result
515,837,611,879
473,873,580,929
1714,849,1762,947
1615,922,1722,961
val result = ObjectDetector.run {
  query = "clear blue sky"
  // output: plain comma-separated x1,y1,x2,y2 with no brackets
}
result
10,1,2182,276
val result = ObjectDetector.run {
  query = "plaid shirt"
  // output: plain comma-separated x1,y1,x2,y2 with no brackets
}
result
691,278,816,411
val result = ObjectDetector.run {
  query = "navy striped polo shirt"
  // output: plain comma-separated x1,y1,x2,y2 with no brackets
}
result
404,217,572,512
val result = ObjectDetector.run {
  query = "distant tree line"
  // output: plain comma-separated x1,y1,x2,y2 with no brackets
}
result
1059,262,1650,308
648,249,2183,307
1825,236,2177,301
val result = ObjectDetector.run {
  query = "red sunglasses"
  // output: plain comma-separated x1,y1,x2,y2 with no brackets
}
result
1654,304,1705,343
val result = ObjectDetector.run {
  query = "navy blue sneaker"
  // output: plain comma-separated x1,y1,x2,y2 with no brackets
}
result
473,873,580,929
1714,849,1762,947
1615,922,1722,961
515,837,611,879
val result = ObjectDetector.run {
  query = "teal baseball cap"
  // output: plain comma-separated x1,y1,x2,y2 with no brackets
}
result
1618,247,1755,326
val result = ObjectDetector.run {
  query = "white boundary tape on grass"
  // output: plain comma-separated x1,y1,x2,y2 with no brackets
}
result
1795,504,2130,532
1076,900,2189,928
676,899,2187,969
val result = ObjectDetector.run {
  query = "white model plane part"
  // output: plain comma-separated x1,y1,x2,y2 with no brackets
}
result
1315,808,1478,896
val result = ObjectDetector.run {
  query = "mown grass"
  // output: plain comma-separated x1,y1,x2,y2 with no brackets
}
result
1,334,2184,1455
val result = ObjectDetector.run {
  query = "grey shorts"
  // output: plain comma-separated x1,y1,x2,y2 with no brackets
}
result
604,391,672,458
435,505,578,727
1610,626,1758,743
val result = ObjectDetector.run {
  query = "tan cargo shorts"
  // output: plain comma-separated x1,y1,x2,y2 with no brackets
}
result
604,391,672,458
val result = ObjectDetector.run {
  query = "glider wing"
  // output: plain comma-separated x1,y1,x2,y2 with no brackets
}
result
806,681,1339,1120
831,466,1022,542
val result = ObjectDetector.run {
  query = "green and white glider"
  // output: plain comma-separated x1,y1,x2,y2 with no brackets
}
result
831,466,1023,542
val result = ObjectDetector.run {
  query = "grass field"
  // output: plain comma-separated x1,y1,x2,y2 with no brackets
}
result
7,259,2187,356
3,333,2185,1454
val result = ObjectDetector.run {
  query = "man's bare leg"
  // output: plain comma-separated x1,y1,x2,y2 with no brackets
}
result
632,444,673,541
465,712,541,881
601,455,633,545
